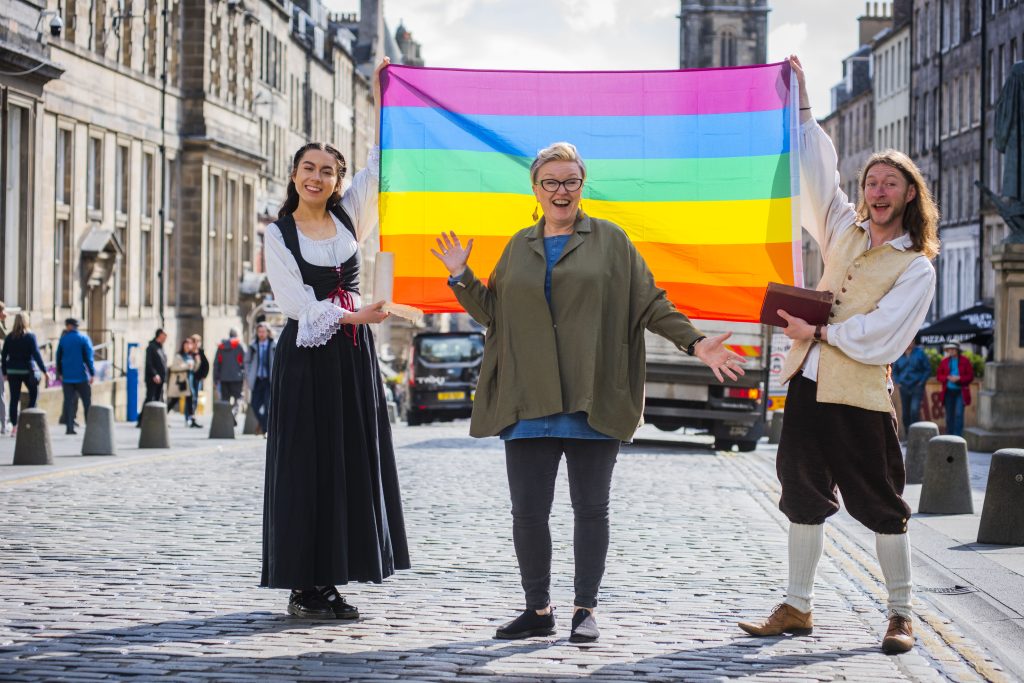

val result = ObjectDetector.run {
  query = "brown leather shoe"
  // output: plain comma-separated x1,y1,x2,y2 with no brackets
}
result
882,614,915,654
738,603,813,636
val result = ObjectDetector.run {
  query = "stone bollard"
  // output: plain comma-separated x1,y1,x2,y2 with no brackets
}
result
209,401,236,439
82,405,117,456
905,422,940,485
138,402,170,449
977,449,1024,545
12,409,53,465
242,403,260,435
918,435,974,514
768,412,784,444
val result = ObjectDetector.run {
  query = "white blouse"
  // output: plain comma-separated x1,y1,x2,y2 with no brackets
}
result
265,147,379,347
798,120,936,382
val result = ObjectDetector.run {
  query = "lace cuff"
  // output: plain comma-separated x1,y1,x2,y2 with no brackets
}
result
297,300,348,348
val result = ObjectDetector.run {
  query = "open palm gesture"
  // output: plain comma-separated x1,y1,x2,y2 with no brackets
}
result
430,231,474,277
693,332,747,383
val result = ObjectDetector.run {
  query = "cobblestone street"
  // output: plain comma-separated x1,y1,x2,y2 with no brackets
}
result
0,422,1017,681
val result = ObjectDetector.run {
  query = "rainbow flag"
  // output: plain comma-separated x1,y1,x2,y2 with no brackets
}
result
379,62,802,321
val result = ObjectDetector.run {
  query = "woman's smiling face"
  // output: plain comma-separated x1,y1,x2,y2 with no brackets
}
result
291,149,340,205
532,160,584,226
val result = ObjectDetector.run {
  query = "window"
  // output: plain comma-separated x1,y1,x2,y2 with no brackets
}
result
141,225,153,307
208,172,223,305
55,126,74,309
56,219,73,308
117,225,129,308
2,102,33,307
958,77,964,131
116,144,130,215
56,128,73,206
141,151,154,220
166,156,179,306
242,182,253,268
225,178,237,304
87,135,103,212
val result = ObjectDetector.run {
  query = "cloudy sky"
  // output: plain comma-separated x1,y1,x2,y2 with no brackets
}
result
325,0,866,113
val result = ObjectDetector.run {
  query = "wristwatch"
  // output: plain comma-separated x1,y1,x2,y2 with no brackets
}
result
813,324,823,341
685,336,707,356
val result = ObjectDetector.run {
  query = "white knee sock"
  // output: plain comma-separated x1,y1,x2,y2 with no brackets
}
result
876,532,914,618
785,523,823,614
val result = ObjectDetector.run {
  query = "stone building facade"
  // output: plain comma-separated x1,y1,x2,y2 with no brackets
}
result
678,0,768,69
0,0,416,408
910,0,1022,316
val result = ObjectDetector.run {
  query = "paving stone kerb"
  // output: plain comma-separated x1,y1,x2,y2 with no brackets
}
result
906,421,940,484
209,401,236,439
768,411,784,444
81,404,117,456
242,404,259,435
12,408,53,465
978,448,1024,545
918,435,974,514
138,402,170,449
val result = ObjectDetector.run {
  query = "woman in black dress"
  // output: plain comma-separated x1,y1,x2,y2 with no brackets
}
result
262,59,409,619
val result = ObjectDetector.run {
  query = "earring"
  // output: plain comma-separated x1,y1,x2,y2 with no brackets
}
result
532,204,540,221
577,204,585,220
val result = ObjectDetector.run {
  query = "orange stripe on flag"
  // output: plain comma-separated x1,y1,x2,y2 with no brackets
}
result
382,234,794,290
394,275,770,322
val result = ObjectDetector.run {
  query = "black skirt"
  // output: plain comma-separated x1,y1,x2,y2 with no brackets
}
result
261,318,410,589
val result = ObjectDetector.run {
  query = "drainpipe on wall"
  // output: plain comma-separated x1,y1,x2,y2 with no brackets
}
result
157,0,169,329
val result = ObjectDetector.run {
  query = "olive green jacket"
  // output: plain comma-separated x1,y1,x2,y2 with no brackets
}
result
450,214,704,442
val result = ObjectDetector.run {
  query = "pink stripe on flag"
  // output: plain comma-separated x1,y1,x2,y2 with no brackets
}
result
380,62,791,117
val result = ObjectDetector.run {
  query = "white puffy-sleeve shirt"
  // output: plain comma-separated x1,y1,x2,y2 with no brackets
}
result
265,147,380,348
798,120,936,381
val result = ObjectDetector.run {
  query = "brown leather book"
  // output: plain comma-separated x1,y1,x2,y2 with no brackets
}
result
759,282,834,328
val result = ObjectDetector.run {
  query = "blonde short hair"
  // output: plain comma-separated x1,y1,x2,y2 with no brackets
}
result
530,142,586,184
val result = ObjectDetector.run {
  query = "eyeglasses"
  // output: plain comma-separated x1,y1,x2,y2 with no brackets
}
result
537,177,583,193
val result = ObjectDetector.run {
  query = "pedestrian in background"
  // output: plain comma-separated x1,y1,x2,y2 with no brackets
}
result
433,141,743,643
936,341,973,437
738,56,938,655
168,338,200,428
892,338,931,428
190,334,210,418
213,328,246,415
55,318,95,435
0,301,7,436
245,322,275,435
1,312,47,436
262,58,409,621
138,329,168,427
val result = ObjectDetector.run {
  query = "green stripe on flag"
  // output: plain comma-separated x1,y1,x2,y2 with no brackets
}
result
381,148,792,202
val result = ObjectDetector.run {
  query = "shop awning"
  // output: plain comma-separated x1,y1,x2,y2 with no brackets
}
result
917,304,994,346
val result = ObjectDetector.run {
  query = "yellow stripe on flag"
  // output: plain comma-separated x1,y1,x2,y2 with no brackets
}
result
381,192,793,245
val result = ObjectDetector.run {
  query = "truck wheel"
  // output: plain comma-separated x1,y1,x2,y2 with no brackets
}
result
736,440,758,452
652,422,682,432
407,411,421,426
714,438,735,452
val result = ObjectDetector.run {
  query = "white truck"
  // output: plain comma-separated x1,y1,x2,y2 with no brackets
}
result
642,320,771,451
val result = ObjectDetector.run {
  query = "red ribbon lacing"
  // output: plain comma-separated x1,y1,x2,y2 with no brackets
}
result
329,264,359,347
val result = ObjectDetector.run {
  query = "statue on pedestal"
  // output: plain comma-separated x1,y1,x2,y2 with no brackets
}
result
976,61,1024,243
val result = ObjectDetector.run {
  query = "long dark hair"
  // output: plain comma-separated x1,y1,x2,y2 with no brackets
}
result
277,142,348,219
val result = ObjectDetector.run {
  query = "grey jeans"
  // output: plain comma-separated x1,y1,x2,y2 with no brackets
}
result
504,438,619,610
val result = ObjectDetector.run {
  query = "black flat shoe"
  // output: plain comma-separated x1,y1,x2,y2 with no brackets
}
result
317,585,359,620
495,607,556,640
570,609,599,643
287,589,334,619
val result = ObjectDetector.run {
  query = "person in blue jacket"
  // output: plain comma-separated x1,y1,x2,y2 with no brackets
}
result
56,318,96,435
892,338,931,428
0,312,47,435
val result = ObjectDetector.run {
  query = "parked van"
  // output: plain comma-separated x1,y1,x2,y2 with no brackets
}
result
405,331,485,426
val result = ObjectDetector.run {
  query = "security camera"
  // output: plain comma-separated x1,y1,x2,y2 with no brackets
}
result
50,14,64,37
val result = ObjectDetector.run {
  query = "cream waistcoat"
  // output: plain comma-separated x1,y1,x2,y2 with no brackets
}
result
781,227,921,412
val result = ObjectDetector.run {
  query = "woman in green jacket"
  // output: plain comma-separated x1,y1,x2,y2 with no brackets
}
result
433,141,745,643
